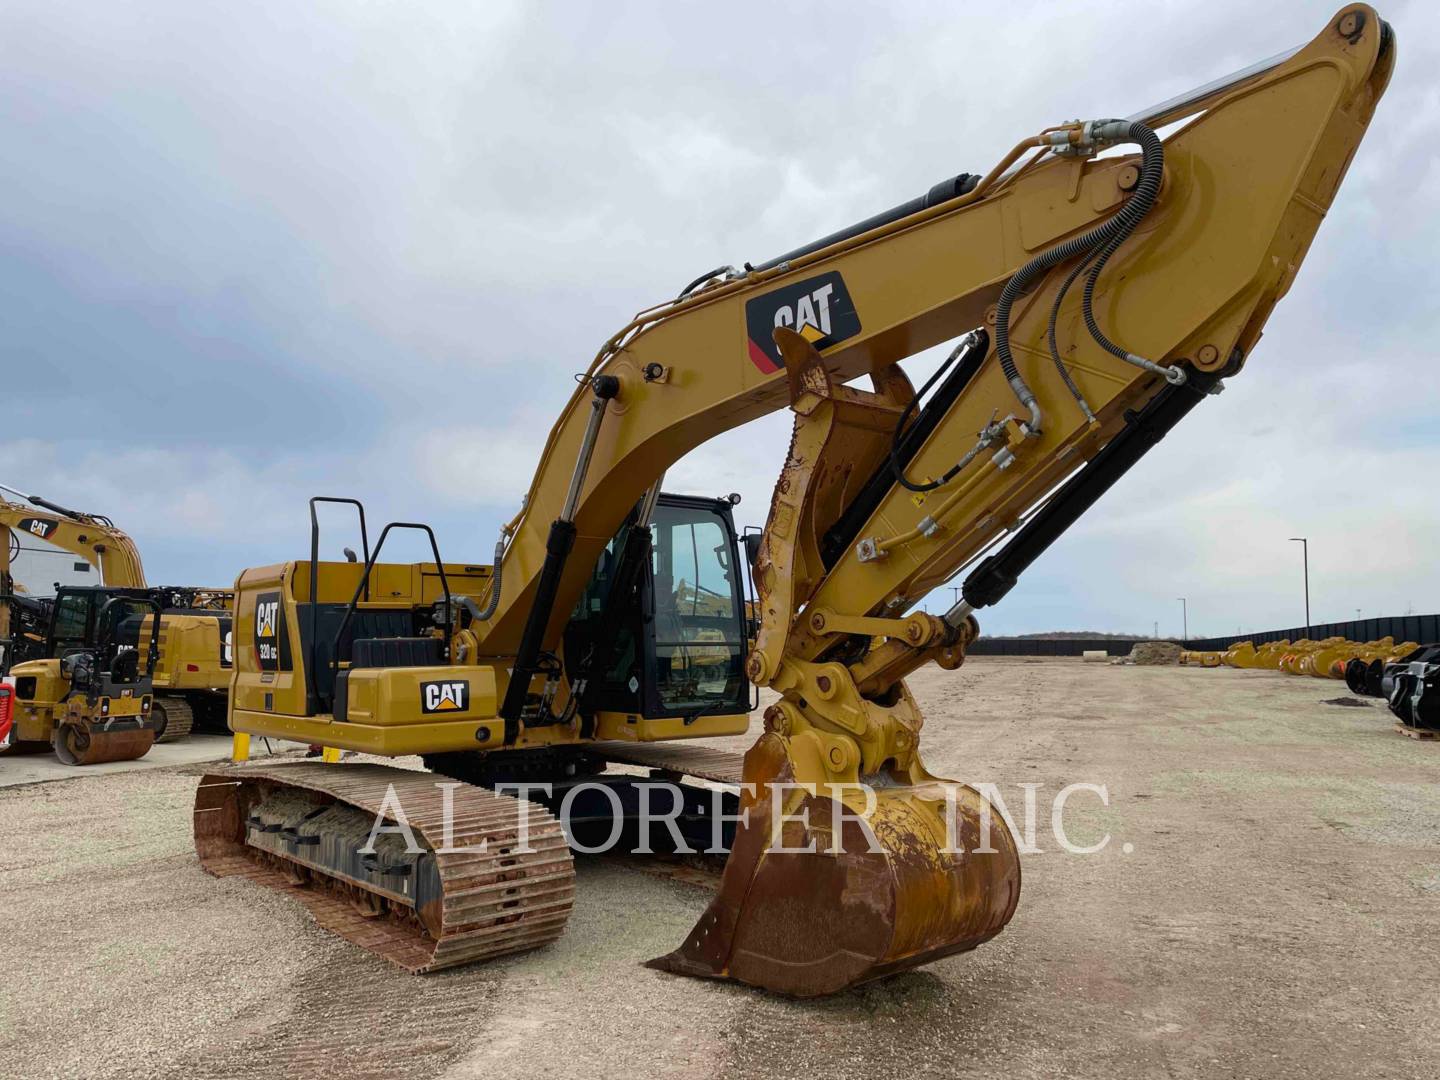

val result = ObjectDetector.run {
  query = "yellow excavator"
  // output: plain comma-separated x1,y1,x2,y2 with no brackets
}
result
194,8,1392,996
0,486,233,760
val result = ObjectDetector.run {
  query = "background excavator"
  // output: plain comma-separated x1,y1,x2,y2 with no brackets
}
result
194,7,1392,997
0,485,233,760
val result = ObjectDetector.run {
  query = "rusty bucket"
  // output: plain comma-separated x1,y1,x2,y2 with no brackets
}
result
650,733,1021,997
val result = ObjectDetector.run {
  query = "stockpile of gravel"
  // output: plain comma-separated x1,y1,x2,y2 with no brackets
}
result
1128,641,1183,666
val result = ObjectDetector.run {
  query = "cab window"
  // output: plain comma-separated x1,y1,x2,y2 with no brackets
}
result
50,592,92,645
649,504,745,713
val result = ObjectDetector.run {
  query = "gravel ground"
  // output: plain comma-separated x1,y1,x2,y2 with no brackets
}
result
3,658,1437,1080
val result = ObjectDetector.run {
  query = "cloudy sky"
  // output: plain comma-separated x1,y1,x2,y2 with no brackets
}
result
3,1,1436,639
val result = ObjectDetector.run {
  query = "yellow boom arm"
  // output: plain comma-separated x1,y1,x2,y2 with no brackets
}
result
478,9,1391,683
0,495,147,590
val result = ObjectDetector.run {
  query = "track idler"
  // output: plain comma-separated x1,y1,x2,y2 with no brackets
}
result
651,731,1020,997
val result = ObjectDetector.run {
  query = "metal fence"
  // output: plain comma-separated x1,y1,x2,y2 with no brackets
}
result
1182,613,1440,651
969,612,1440,657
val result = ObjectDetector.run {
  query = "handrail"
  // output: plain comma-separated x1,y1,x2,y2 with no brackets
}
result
327,522,453,702
92,594,162,684
308,497,371,712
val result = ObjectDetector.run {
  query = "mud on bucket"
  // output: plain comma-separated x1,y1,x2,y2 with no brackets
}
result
650,732,1021,997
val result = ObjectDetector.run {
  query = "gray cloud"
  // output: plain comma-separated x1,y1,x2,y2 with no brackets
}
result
1,0,1435,636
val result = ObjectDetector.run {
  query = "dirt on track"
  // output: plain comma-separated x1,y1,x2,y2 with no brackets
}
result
3,659,1438,1080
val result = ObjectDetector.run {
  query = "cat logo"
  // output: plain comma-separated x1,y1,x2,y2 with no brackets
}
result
253,591,289,671
19,517,56,540
256,600,278,639
421,680,469,714
744,270,861,373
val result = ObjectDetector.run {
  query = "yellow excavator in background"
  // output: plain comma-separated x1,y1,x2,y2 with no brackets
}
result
195,8,1392,996
0,485,233,760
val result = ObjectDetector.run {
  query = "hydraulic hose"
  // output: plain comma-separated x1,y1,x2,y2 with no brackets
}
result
471,535,506,621
676,265,738,300
993,120,1170,434
1046,246,1104,422
1077,125,1182,384
888,331,984,493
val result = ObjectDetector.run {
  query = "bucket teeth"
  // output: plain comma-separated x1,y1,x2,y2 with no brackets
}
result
650,733,1021,997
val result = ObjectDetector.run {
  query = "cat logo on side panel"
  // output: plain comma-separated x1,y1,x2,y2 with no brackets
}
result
421,680,469,714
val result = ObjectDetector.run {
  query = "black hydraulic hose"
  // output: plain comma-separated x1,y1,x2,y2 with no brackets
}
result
471,536,505,621
1079,126,1165,363
993,121,1165,432
1046,245,1104,420
676,265,735,300
820,330,988,568
887,334,980,493
961,364,1215,611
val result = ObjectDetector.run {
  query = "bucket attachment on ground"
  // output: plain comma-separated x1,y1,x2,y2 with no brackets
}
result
650,732,1021,997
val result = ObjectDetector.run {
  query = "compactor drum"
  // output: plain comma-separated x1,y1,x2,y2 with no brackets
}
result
196,9,1391,996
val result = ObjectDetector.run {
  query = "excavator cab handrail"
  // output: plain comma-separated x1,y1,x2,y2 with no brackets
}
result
90,593,162,684
308,497,371,588
308,496,372,710
327,521,453,693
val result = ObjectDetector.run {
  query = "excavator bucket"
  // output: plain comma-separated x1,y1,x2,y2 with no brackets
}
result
651,733,1021,996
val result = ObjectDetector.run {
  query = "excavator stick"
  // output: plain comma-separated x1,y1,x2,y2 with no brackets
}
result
651,328,1021,995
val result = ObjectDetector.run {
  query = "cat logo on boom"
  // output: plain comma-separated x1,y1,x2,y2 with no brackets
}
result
744,270,861,374
421,680,469,714
18,517,56,540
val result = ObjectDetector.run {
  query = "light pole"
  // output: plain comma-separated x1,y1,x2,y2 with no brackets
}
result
1289,537,1310,637
1177,597,1188,641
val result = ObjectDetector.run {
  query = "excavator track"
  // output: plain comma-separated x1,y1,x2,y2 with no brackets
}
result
153,696,193,743
194,762,575,973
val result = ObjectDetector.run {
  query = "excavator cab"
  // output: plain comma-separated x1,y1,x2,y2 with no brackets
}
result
565,493,751,723
7,586,161,764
